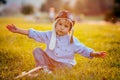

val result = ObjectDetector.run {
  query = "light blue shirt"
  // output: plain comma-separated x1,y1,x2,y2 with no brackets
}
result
28,28,94,65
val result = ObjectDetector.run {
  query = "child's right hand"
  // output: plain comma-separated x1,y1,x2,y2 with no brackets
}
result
6,24,18,33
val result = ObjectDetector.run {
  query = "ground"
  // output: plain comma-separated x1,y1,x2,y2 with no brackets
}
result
0,17,120,80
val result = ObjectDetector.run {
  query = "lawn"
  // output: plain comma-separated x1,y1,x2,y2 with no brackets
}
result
0,17,120,80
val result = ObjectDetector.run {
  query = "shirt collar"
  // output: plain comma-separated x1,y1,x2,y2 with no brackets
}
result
56,34,69,39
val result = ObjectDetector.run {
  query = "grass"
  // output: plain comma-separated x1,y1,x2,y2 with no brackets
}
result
0,17,120,80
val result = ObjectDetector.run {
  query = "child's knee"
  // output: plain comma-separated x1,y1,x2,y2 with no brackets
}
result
33,47,43,55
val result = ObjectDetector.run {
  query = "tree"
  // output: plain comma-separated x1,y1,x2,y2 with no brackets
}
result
40,0,62,12
0,0,7,4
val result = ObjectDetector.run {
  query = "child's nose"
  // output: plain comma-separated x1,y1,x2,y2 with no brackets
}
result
61,26,64,30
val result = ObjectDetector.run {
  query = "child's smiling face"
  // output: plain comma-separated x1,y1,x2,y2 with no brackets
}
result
55,19,72,36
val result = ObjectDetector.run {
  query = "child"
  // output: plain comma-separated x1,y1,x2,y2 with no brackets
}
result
49,7,55,22
6,10,106,73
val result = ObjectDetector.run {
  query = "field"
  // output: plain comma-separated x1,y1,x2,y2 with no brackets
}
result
0,17,120,80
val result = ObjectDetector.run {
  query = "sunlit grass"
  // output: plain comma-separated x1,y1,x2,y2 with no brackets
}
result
0,17,120,80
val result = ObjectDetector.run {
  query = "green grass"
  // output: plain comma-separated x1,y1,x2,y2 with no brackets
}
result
0,17,120,80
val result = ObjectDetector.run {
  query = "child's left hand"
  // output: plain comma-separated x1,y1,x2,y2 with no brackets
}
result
97,51,106,58
90,51,107,58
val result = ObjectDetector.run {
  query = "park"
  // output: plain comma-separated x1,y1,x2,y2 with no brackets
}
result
0,0,120,80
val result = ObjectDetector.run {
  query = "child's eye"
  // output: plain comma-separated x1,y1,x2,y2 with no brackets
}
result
65,25,69,28
59,23,62,25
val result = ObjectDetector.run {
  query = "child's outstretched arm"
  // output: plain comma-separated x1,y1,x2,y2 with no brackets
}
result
90,51,106,58
6,24,29,35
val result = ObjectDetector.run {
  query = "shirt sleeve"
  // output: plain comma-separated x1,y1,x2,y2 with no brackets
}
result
74,38,94,59
28,28,49,43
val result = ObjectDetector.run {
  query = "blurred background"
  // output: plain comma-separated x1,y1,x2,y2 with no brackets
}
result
0,1,120,80
0,0,120,23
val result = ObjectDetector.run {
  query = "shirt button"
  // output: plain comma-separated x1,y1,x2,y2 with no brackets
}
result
55,53,58,55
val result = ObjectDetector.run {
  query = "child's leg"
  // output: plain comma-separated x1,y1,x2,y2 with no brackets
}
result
33,47,49,67
33,47,57,69
33,47,73,71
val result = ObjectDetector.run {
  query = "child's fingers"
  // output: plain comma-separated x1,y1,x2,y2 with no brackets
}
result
6,25,12,30
12,24,14,26
11,24,17,30
100,52,107,58
6,24,16,32
12,24,15,27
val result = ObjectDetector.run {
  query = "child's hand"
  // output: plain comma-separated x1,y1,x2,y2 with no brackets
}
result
90,51,107,58
6,24,18,33
97,51,106,58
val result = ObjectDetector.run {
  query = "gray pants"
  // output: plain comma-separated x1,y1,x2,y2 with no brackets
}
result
33,48,73,71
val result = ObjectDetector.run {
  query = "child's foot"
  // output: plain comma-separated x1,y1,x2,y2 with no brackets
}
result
27,66,52,78
42,66,52,74
27,67,42,78
28,72,39,78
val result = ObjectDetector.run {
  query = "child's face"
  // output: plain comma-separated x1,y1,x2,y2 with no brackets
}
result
55,19,72,36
